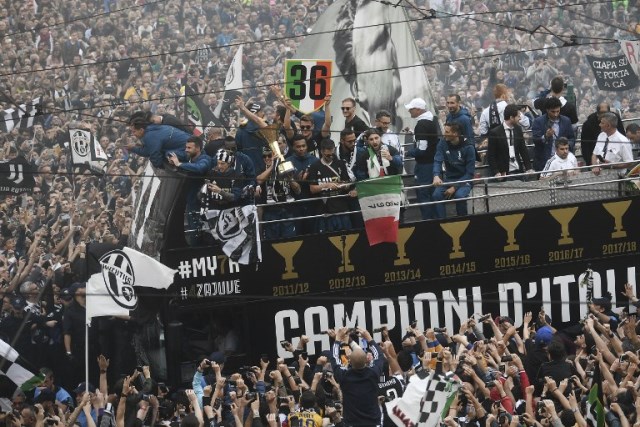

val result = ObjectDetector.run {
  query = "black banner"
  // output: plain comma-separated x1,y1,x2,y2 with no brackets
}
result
586,54,640,91
0,156,35,194
164,196,640,357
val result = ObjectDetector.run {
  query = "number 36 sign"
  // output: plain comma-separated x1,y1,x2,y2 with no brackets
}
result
284,59,333,114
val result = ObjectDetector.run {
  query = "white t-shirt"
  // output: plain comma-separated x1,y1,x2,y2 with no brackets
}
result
541,152,578,177
593,131,633,164
478,100,531,135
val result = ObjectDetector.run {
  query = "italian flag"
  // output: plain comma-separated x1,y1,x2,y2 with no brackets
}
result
356,175,402,246
285,60,332,113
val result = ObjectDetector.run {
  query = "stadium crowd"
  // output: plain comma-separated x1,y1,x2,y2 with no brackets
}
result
0,0,639,425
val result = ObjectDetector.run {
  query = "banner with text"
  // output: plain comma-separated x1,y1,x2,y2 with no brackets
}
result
164,197,640,357
586,54,639,91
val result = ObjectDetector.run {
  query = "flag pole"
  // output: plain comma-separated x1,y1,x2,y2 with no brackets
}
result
85,321,89,393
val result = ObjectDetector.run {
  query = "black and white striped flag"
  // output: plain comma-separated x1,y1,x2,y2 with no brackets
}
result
0,98,41,133
0,338,43,394
204,204,262,265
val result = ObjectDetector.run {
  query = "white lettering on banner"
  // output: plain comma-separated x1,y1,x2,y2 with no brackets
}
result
177,256,238,280
274,267,637,355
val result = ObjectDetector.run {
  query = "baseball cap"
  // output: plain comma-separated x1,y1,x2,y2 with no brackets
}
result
535,326,554,346
11,296,26,310
591,295,612,311
74,382,95,394
60,288,74,301
535,53,546,60
247,102,263,114
404,98,427,110
208,351,225,365
215,149,232,163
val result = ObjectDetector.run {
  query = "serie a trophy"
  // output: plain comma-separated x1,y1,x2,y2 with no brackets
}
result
269,140,295,176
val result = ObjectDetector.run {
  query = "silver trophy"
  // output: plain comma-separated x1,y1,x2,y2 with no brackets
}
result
269,140,295,176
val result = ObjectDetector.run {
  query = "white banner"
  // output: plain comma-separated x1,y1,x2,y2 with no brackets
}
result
86,247,177,324
620,40,640,78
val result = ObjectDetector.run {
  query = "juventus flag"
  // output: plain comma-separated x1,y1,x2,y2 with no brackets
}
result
69,129,108,174
0,98,41,133
0,156,35,194
86,246,177,325
213,45,243,131
204,204,262,265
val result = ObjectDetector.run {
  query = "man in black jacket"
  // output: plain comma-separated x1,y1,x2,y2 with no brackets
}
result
580,103,626,166
487,104,533,179
330,327,385,427
404,98,440,219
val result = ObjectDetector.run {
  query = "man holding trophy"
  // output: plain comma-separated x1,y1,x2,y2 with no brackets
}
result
256,141,300,239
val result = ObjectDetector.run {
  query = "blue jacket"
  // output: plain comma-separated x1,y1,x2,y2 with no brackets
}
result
531,114,575,171
433,139,476,187
132,124,191,168
232,151,256,188
446,107,476,146
173,152,212,174
235,121,265,173
172,152,212,211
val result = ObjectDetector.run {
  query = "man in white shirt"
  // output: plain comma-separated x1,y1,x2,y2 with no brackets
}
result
592,112,634,176
374,110,404,173
541,138,578,178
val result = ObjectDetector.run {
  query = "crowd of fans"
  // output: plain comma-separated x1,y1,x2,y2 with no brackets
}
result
7,289,640,427
0,0,639,425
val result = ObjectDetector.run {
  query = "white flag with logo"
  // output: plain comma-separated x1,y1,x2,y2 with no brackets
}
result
69,129,108,173
86,247,177,325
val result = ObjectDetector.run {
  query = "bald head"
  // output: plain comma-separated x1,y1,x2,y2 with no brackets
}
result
350,348,367,369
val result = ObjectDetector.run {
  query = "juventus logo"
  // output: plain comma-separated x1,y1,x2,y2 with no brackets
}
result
8,164,24,184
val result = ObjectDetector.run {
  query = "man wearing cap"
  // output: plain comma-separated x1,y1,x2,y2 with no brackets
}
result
256,146,300,239
589,293,620,329
201,149,247,213
127,117,191,168
405,97,440,219
234,97,269,174
0,296,35,355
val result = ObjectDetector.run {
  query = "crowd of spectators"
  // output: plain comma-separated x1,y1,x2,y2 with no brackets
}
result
0,0,640,425
7,289,640,427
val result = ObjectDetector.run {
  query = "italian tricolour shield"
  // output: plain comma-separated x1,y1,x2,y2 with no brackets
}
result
284,59,333,114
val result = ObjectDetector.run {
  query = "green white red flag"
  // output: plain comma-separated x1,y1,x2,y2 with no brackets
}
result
356,175,402,246
284,59,332,114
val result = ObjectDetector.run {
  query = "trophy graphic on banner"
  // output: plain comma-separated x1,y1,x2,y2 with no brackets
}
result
269,140,295,176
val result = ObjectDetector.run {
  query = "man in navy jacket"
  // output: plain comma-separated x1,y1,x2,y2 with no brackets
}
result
432,122,476,219
532,97,575,171
330,327,385,427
